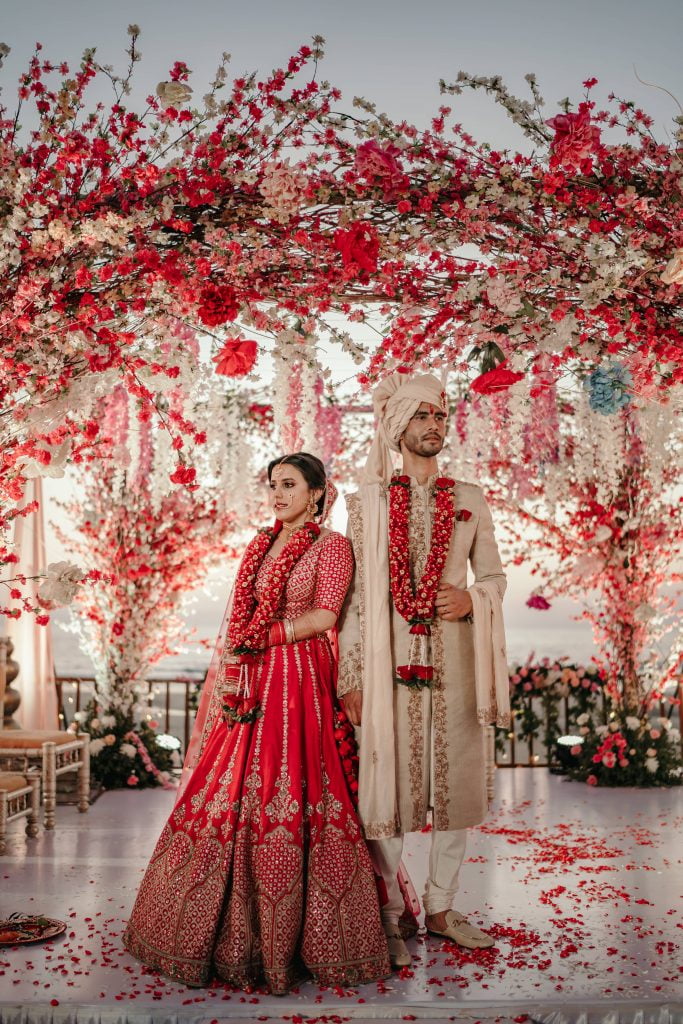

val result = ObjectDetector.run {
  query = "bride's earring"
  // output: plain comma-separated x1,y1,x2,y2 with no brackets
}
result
306,495,317,519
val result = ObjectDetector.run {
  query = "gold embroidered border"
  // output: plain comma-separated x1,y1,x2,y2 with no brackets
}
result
337,640,362,696
478,705,511,729
345,492,367,655
430,617,451,831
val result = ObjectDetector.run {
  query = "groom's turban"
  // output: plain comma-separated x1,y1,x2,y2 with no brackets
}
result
362,373,447,485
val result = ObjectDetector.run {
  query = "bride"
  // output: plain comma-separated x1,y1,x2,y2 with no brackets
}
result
123,452,390,993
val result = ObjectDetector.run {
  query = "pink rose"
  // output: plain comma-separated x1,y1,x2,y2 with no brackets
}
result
618,758,629,768
127,774,139,787
586,774,598,786
570,745,582,756
354,140,407,198
546,107,600,171
649,729,661,740
602,752,616,768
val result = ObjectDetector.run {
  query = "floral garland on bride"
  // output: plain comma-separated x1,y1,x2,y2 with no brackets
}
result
222,518,321,725
227,519,320,655
388,475,456,687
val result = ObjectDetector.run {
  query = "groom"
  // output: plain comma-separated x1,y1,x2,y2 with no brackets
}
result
338,373,510,967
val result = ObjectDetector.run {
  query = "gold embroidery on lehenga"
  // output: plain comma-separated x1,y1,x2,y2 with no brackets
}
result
123,532,391,994
265,770,300,823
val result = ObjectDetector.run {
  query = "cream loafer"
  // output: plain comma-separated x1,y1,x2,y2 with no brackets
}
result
426,909,494,949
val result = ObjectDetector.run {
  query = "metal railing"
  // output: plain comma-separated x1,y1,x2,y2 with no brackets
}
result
55,675,204,754
496,690,682,767
56,674,682,767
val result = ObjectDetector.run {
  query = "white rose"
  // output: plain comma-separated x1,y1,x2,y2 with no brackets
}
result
119,743,137,759
625,716,641,731
38,561,85,606
661,249,683,285
595,724,609,737
658,717,672,731
646,747,657,758
644,757,659,773
89,738,105,757
89,718,101,731
73,711,84,723
99,714,116,729
576,713,590,726
156,81,193,108
668,728,680,742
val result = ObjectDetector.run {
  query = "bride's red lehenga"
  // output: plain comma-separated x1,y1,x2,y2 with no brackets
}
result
123,530,390,993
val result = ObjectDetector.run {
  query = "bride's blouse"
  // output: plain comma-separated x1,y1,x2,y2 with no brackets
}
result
255,530,353,621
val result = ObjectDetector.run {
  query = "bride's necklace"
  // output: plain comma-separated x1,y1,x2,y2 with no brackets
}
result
281,518,306,536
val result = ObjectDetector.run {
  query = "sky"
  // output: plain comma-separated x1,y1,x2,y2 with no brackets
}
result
5,0,682,671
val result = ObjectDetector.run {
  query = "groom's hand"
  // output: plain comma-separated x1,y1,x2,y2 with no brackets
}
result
435,584,473,621
342,689,363,727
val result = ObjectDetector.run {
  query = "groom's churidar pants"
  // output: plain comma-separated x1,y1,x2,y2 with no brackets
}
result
370,829,467,925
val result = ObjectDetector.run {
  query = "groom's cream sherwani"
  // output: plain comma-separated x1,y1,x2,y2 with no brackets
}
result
338,476,507,837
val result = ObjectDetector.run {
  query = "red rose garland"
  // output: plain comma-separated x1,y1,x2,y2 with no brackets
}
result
222,519,320,725
388,475,456,688
228,519,320,655
333,703,360,806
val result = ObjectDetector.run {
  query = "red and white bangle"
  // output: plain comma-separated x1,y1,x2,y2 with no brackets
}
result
267,621,287,646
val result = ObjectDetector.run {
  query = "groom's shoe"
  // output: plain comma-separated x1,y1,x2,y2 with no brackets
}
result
425,909,494,949
385,929,411,968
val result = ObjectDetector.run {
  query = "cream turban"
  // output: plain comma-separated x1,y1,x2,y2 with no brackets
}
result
362,372,446,485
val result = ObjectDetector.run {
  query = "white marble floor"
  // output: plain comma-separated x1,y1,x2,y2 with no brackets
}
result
0,769,682,1024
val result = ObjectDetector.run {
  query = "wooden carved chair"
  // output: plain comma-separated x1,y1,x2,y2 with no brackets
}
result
0,638,90,829
0,769,40,855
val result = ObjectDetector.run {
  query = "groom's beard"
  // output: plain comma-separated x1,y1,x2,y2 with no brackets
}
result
403,434,445,458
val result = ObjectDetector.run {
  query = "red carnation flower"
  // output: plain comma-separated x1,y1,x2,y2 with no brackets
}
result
471,362,524,394
213,338,258,376
169,464,197,487
334,221,379,278
198,283,240,327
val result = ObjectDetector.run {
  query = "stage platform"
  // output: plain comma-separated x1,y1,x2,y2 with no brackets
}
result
1,769,681,1024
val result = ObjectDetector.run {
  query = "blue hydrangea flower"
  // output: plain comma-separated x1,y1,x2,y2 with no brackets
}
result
585,362,632,415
